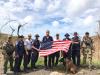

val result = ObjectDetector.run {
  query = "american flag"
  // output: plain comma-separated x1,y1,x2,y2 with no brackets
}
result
39,40,72,57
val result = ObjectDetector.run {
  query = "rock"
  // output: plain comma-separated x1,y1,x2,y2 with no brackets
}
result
50,71,63,75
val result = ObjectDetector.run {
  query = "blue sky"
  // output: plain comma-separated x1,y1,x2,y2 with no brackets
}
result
0,0,100,39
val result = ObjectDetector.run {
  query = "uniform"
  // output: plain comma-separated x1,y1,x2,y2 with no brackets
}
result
42,36,53,68
2,41,14,74
31,39,40,69
82,36,93,69
14,40,25,72
71,36,80,67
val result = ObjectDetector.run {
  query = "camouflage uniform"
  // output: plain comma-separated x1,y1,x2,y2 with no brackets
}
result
82,36,93,69
2,41,15,74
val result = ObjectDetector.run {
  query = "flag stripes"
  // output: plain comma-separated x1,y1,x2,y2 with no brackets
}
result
39,40,72,57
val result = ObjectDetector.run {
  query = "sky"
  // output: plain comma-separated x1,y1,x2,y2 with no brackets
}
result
0,0,100,39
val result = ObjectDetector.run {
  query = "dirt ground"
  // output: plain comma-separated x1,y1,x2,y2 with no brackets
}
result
1,68,100,75
0,52,100,75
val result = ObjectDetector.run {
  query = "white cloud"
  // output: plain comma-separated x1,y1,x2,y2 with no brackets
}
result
24,16,33,23
83,15,94,25
52,21,60,27
33,0,46,11
46,0,61,13
60,17,72,23
0,0,100,36
84,8,99,14
65,0,98,18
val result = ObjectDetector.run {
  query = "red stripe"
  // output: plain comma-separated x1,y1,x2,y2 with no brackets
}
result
39,40,71,57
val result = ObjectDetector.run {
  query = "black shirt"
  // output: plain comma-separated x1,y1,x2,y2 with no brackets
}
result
72,36,80,50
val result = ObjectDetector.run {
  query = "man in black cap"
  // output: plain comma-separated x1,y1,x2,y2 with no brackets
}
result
71,32,81,67
42,30,53,69
14,35,26,74
63,33,71,60
62,33,72,66
31,34,40,70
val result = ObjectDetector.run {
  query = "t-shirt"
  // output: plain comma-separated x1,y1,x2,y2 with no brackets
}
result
42,36,53,42
72,36,80,50
24,39,33,50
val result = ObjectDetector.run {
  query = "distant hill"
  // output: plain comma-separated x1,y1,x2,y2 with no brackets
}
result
0,33,17,45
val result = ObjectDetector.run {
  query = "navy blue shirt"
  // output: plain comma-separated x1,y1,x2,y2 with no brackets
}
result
42,36,53,42
41,36,53,49
33,39,40,49
16,40,25,56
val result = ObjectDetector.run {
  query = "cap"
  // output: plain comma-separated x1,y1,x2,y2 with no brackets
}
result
56,33,59,36
18,35,24,38
8,36,12,39
28,34,32,37
85,32,89,35
65,33,70,37
35,34,40,37
74,32,78,35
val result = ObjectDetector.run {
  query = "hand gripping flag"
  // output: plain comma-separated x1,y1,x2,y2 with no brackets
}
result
39,40,72,57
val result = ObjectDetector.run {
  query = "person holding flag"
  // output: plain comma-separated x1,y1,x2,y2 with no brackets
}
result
71,32,81,67
53,33,60,66
42,30,53,69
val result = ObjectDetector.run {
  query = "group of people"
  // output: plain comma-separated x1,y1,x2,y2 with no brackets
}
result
1,30,94,74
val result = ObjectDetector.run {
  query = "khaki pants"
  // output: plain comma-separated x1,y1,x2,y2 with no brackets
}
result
4,55,13,73
83,47,92,69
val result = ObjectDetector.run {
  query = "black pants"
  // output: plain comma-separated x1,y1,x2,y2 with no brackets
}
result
44,54,54,68
14,55,23,72
53,52,60,66
4,56,13,73
31,50,39,69
72,50,80,67
27,50,32,65
23,53,28,70
63,49,71,59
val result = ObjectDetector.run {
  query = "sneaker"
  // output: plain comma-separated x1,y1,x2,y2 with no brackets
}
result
3,71,6,74
34,66,38,69
44,67,48,70
14,72,18,75
24,70,29,73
